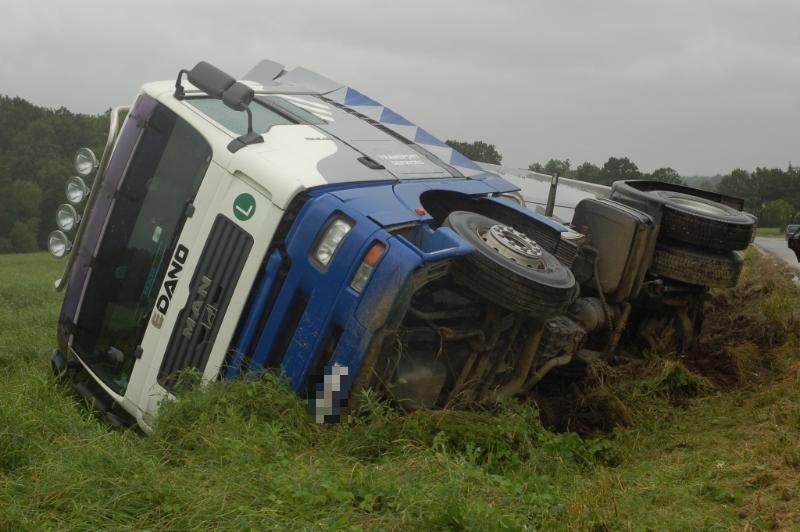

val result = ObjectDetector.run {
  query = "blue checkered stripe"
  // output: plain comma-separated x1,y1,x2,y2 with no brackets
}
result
324,86,484,177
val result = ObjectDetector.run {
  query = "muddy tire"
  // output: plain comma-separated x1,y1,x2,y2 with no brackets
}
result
650,242,744,288
445,211,577,317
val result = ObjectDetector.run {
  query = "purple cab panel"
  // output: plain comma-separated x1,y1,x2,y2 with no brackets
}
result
58,94,159,345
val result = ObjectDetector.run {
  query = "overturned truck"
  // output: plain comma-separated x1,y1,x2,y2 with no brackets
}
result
47,60,756,430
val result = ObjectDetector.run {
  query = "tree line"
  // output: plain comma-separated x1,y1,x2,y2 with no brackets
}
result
0,96,106,253
0,102,797,255
448,140,800,227
527,157,685,187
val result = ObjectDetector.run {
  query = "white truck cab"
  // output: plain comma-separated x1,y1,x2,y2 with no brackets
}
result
48,61,757,432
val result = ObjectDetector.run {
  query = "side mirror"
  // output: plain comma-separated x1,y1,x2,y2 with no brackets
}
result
176,61,234,99
222,82,254,111
174,61,262,153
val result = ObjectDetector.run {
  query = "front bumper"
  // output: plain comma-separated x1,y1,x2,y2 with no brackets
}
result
50,349,134,429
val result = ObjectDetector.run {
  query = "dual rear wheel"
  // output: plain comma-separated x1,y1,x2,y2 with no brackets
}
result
610,184,756,288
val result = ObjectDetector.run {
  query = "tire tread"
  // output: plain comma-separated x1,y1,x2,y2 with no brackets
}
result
650,243,743,288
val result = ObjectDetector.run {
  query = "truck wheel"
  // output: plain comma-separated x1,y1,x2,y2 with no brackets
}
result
652,191,756,251
610,182,756,251
445,211,577,317
650,242,744,288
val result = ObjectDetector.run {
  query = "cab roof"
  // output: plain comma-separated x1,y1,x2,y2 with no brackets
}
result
141,60,516,208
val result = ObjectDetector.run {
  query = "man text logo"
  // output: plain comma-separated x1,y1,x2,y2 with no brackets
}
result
182,276,215,339
150,244,189,329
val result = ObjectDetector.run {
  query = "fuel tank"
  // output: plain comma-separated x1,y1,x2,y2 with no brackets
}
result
572,198,657,302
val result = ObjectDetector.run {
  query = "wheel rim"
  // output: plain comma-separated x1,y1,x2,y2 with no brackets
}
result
666,195,730,216
480,224,546,270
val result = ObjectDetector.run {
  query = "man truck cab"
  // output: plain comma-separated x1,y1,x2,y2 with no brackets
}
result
48,61,756,431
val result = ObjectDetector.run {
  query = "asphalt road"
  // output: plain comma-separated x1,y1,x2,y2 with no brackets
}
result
754,236,800,270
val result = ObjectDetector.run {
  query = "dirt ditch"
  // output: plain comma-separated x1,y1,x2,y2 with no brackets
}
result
534,250,800,436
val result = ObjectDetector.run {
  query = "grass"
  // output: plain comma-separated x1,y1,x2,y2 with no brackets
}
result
0,251,799,529
756,227,784,237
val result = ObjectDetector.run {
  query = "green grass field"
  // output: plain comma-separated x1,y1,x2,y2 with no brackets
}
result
756,227,784,237
1,252,798,529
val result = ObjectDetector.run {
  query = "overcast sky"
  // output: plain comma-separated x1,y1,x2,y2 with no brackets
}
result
2,0,798,176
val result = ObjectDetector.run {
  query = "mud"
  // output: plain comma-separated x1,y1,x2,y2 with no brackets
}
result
688,253,798,388
535,374,632,436
533,251,800,437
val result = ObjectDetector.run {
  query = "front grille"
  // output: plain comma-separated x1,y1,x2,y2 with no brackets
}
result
554,237,579,267
158,215,253,390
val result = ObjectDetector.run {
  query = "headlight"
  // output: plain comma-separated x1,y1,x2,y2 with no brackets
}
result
56,203,80,232
66,176,89,204
48,230,71,258
74,148,97,177
313,218,352,267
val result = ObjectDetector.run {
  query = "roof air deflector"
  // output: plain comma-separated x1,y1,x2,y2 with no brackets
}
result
243,59,287,84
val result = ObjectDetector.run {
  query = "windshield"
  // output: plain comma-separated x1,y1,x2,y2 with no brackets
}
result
72,104,211,394
186,94,332,137
187,97,294,135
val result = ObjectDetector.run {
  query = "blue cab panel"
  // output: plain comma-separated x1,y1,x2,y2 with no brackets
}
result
226,178,568,409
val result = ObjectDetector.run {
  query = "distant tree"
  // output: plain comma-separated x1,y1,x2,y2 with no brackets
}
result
543,158,571,177
759,199,795,227
716,167,800,218
0,180,41,236
717,168,753,197
9,220,38,252
597,157,641,186
0,180,42,253
0,96,106,252
528,159,574,177
685,174,723,192
716,169,759,212
445,140,502,164
753,167,795,204
573,162,601,183
648,167,685,185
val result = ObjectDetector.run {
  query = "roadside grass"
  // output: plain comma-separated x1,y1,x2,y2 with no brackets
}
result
0,251,798,529
756,227,783,237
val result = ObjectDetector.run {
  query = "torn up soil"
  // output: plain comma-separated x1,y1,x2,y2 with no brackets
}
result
535,250,800,436
689,251,800,388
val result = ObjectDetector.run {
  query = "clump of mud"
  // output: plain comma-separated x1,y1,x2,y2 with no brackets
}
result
534,355,715,436
689,252,800,387
535,250,800,436
534,361,633,436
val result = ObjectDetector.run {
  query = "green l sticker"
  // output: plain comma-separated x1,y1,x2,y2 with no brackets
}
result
233,193,256,221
